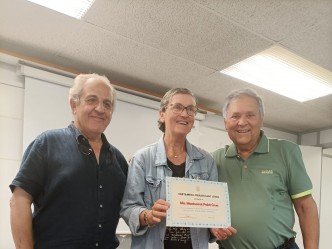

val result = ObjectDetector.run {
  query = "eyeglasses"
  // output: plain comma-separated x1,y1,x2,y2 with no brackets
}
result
77,137,93,155
78,143,92,155
83,96,112,111
168,103,198,117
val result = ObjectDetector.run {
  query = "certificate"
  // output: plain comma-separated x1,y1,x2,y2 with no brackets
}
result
166,177,230,228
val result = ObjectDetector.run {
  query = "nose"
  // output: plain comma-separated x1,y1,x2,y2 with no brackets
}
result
180,108,190,117
95,101,105,113
238,116,248,125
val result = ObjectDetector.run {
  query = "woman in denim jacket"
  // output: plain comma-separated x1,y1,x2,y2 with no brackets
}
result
121,88,236,249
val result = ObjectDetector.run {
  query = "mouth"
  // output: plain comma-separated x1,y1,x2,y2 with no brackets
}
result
90,115,105,121
176,120,189,125
237,129,250,133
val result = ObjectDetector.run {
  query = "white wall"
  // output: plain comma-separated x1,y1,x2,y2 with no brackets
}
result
0,58,327,249
301,129,332,147
320,150,332,248
0,62,24,249
293,146,322,249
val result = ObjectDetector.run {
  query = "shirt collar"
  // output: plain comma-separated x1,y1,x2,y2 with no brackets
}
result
68,122,110,149
225,130,269,158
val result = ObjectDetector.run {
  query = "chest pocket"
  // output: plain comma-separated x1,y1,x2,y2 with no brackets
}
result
144,177,162,208
189,172,209,180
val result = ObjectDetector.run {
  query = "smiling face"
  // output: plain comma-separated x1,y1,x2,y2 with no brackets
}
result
159,93,196,137
224,95,263,152
70,78,113,140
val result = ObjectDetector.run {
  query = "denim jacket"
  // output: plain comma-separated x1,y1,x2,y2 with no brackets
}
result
120,137,218,249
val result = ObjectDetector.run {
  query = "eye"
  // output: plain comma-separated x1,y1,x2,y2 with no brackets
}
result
173,103,184,112
247,113,256,118
187,106,197,115
85,97,98,105
103,101,112,110
230,115,239,119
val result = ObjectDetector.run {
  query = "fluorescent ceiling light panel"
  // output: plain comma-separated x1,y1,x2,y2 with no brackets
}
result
27,0,95,19
221,46,332,102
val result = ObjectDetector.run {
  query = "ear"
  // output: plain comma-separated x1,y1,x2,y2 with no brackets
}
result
70,98,78,114
159,109,165,123
259,116,264,127
224,118,228,131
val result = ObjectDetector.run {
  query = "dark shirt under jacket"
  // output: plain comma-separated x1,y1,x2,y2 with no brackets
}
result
10,123,128,249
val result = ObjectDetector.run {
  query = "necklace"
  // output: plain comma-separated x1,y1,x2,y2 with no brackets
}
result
171,150,185,158
165,141,186,159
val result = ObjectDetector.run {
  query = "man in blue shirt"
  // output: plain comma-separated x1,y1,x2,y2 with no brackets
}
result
10,73,128,249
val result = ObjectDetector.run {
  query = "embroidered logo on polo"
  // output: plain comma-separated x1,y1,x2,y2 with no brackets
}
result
261,169,273,174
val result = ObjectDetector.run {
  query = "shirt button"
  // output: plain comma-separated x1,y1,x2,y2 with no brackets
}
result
243,165,248,169
98,224,102,228
99,204,103,208
95,242,99,247
99,185,103,189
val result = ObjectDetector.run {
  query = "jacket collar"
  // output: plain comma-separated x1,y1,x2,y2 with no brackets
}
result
154,136,205,167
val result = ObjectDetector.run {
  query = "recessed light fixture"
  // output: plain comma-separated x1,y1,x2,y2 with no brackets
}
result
27,0,95,19
221,46,332,102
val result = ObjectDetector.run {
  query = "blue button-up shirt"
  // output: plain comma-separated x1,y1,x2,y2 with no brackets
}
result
121,137,218,249
10,124,128,249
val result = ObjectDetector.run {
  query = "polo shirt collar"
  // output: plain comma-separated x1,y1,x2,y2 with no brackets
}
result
225,130,269,157
255,131,269,154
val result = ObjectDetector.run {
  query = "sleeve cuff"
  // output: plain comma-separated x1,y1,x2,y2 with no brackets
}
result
291,189,312,199
129,207,148,236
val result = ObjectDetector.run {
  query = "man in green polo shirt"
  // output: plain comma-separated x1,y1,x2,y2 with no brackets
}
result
212,89,319,249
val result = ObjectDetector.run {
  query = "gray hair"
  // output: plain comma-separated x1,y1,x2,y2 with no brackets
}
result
69,73,116,109
158,88,197,132
222,88,264,118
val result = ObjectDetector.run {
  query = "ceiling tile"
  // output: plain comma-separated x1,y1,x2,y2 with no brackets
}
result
0,0,83,56
281,16,332,71
194,0,331,42
85,0,272,69
55,24,215,94
305,95,332,115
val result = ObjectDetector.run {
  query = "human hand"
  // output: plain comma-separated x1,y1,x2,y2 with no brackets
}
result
210,226,237,241
148,199,170,226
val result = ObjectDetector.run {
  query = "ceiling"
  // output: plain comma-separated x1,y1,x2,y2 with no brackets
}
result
1,0,331,134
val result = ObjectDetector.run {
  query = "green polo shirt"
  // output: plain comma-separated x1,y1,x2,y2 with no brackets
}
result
212,132,312,249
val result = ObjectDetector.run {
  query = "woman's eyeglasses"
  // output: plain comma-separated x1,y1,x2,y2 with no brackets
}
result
168,103,198,116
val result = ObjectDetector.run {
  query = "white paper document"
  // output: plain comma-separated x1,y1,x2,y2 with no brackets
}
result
166,177,231,228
